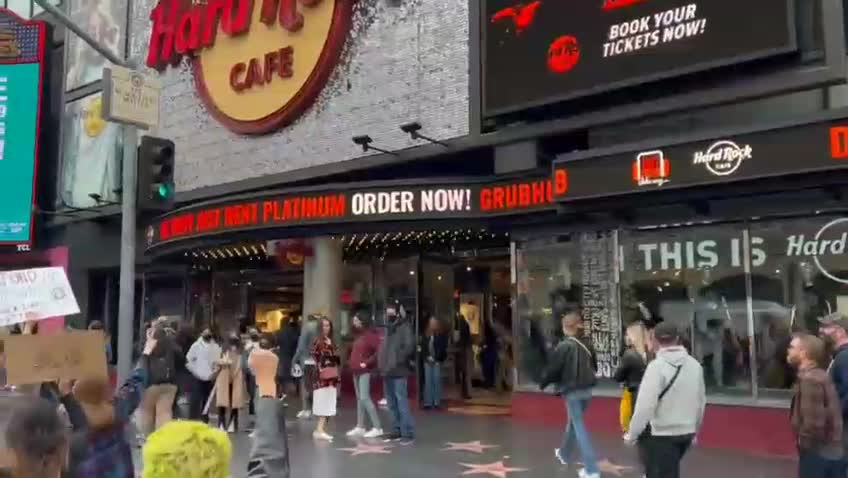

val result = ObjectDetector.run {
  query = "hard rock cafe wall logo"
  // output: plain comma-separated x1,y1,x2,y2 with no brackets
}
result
692,140,752,176
146,0,354,135
788,218,848,285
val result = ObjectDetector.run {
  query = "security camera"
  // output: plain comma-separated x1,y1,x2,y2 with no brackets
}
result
352,135,373,152
400,122,422,136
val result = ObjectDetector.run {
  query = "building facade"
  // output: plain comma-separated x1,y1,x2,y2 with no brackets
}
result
15,0,848,458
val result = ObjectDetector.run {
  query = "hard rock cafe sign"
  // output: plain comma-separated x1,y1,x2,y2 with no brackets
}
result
146,0,353,134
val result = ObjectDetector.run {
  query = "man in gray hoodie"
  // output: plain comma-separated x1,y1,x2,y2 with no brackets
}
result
624,322,706,478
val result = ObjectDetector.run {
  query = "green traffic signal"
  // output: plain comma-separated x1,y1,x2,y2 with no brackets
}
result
156,183,174,200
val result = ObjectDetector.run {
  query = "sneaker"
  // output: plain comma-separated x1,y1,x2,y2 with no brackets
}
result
378,398,388,408
296,410,306,418
577,469,600,478
399,437,415,446
554,448,568,466
346,427,366,437
363,428,383,438
381,432,402,442
227,422,236,433
299,410,312,419
312,431,333,442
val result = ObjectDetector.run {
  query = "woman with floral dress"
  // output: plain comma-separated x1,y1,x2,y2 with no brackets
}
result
311,317,340,441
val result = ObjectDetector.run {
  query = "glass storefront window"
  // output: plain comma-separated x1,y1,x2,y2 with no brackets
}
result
620,225,753,396
749,216,848,394
374,257,418,327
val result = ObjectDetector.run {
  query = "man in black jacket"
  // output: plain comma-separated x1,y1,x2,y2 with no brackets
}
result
378,305,416,445
540,309,600,478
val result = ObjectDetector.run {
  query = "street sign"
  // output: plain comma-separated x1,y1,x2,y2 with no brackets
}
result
102,65,160,129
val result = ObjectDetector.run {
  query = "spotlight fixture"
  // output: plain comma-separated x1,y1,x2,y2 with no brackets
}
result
399,122,449,147
351,135,399,155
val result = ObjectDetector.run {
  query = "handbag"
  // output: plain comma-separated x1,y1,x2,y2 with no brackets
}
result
620,388,633,432
319,366,339,381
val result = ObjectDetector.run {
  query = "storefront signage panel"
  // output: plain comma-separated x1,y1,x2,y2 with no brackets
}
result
0,11,46,248
483,0,796,116
553,117,848,202
146,174,567,250
146,0,353,134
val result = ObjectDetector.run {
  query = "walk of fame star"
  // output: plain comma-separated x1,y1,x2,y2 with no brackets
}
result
459,460,528,478
337,443,394,456
442,441,500,454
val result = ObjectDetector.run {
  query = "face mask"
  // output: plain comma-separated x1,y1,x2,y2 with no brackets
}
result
202,335,211,342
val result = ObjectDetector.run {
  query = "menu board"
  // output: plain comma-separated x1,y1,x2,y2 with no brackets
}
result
580,232,621,378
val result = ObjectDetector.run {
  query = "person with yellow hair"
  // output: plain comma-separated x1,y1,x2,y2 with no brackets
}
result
142,421,232,478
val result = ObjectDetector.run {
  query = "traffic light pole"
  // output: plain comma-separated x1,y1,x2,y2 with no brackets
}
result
34,0,139,384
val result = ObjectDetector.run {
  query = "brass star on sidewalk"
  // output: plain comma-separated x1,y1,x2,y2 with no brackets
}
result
443,441,500,454
338,443,394,456
459,460,528,478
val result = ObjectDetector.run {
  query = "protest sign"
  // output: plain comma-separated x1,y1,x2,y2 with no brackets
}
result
3,331,107,385
0,267,79,327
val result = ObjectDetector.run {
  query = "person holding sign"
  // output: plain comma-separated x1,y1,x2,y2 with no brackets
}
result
64,327,158,478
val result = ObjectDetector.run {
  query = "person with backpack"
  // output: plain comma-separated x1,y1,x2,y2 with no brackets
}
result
540,309,600,478
624,321,706,478
139,318,183,435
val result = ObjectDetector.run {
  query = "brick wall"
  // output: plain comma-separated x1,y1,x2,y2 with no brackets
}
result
128,0,470,195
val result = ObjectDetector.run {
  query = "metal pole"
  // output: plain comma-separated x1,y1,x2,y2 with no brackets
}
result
31,0,130,68
117,125,138,383
33,0,139,384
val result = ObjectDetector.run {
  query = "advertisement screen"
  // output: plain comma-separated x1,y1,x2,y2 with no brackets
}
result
553,116,848,202
65,0,126,91
483,0,797,116
0,11,45,246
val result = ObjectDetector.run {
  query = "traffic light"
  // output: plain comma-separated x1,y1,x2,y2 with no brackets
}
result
137,136,175,211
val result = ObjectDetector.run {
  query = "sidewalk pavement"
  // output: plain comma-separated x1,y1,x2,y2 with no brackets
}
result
136,405,796,477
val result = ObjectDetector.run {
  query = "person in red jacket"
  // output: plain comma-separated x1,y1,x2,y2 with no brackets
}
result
347,314,383,438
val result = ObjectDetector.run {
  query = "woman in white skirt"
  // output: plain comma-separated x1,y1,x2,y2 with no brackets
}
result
311,317,340,441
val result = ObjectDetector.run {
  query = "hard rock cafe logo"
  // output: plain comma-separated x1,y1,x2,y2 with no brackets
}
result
692,140,752,176
787,218,848,285
146,0,353,134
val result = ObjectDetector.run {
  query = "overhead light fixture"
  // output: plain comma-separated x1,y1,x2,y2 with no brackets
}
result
399,122,449,148
351,135,399,155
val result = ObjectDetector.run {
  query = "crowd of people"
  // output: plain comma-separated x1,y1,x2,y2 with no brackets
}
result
9,301,848,478
536,307,848,478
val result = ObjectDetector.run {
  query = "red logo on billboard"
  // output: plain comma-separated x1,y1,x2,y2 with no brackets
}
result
491,1,542,35
831,127,848,160
602,0,650,11
633,150,670,186
548,35,580,74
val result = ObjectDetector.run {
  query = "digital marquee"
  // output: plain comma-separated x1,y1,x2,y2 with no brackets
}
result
483,0,797,116
552,116,848,202
0,10,46,250
146,173,568,250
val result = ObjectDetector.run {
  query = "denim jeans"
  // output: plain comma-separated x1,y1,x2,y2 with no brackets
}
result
353,373,381,430
560,389,599,475
423,361,442,407
384,377,415,438
798,448,845,478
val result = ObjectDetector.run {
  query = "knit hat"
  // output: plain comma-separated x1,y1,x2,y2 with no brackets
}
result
142,421,232,478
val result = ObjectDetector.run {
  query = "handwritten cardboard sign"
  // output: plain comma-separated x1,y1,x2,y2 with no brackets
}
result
0,267,80,327
3,331,107,385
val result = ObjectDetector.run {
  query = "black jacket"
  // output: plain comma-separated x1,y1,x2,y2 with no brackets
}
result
456,318,472,349
276,323,300,379
148,334,183,385
614,348,647,391
378,317,415,377
540,335,597,394
422,333,449,363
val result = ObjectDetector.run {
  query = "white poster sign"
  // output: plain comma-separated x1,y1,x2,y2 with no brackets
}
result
0,267,79,327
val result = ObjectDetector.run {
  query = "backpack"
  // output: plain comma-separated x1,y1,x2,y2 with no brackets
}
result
148,343,175,385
